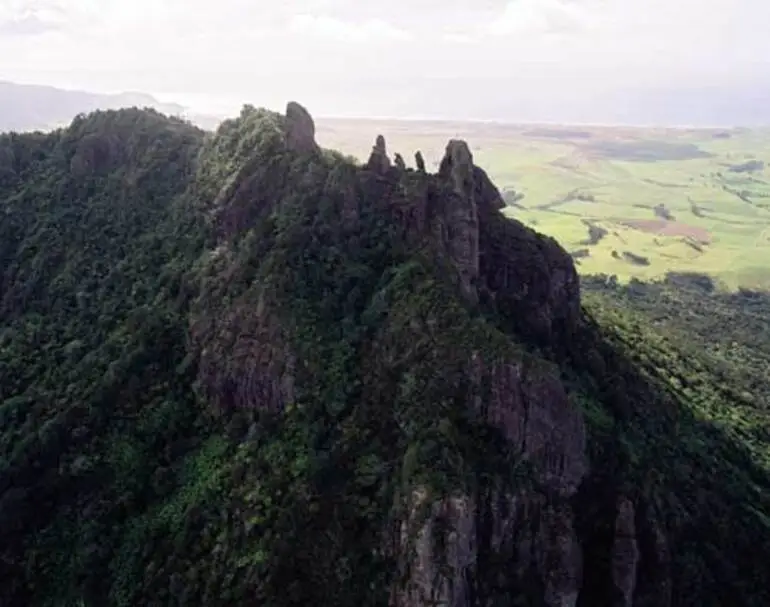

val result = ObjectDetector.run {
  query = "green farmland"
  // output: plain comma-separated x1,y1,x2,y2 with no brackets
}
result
316,119,770,289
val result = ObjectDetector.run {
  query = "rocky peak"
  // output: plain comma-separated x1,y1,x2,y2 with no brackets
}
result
366,134,391,174
284,101,319,153
439,139,474,185
435,139,480,303
415,150,426,172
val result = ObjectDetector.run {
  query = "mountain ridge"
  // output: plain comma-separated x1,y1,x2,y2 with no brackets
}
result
0,102,768,606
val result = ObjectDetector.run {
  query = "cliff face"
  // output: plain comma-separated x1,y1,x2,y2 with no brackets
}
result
2,103,769,607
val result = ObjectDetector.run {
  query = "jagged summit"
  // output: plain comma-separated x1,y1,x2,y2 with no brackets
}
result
206,102,581,345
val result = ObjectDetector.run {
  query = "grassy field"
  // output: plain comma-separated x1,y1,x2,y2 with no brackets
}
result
316,118,770,289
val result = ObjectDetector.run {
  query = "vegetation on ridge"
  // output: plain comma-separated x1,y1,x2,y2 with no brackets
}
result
0,106,768,606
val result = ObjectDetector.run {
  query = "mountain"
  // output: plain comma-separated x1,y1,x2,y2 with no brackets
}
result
0,81,186,132
0,103,768,606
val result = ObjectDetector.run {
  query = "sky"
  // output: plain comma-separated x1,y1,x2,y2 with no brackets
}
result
1,0,769,125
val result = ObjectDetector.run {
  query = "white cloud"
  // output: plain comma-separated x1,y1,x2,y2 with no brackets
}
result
289,13,411,42
486,0,590,37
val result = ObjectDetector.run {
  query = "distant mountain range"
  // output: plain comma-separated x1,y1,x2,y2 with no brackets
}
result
0,81,222,133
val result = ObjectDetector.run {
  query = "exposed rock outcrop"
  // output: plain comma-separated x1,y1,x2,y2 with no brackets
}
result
473,355,587,493
415,150,426,172
367,134,392,174
391,491,476,607
191,287,296,416
633,503,672,607
392,351,587,607
284,101,319,153
612,498,639,607
437,140,481,303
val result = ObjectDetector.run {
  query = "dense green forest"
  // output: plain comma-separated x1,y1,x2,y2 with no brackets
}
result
0,106,768,606
583,273,770,469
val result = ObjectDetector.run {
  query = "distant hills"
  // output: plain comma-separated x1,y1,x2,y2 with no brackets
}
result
0,81,200,132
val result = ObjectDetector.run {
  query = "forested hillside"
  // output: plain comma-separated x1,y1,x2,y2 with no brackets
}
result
584,273,770,469
0,105,768,607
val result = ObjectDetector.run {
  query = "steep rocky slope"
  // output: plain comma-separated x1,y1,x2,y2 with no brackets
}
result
0,104,768,607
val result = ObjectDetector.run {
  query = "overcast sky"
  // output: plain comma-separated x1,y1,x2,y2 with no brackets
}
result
2,0,769,124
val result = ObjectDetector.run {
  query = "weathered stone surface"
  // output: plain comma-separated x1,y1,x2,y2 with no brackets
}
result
648,513,672,607
284,101,319,153
634,504,672,607
612,498,639,607
392,491,585,607
367,134,392,173
392,491,477,607
415,150,426,172
391,347,588,607
189,103,580,419
473,165,581,347
191,292,296,415
436,140,480,303
471,354,587,494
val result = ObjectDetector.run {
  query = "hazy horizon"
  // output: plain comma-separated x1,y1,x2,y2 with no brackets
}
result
4,78,770,131
153,84,770,129
3,0,770,127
